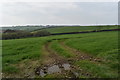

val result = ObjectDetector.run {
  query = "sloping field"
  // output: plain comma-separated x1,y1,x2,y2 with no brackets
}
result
2,31,119,78
34,25,118,34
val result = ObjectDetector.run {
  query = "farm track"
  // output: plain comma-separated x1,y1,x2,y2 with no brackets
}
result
35,41,77,78
44,41,68,64
37,39,103,78
59,41,103,63
35,34,118,78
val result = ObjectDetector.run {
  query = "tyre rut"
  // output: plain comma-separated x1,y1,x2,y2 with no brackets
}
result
60,41,104,63
35,41,80,78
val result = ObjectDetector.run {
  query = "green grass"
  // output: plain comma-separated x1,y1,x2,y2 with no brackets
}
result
2,37,47,73
65,31,118,56
98,49,119,71
75,60,118,78
35,25,118,34
2,31,119,78
64,31,119,78
50,40,75,58
3,65,19,73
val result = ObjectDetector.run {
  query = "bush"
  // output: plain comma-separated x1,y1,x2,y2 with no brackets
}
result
32,30,50,37
2,30,51,40
2,32,32,40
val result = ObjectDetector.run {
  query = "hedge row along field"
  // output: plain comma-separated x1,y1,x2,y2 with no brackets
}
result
35,25,118,34
2,25,119,40
2,31,119,78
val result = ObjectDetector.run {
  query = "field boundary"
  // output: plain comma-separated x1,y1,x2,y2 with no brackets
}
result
51,29,119,35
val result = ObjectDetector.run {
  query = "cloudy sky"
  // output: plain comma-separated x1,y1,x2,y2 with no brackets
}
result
0,2,118,26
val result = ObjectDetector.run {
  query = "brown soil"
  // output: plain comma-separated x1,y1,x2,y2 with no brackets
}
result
34,41,95,78
42,42,68,65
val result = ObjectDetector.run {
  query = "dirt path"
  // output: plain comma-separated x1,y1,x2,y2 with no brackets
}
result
35,41,78,78
43,41,68,65
60,41,103,63
35,41,95,78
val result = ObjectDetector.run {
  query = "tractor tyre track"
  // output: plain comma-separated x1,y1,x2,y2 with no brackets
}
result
60,41,104,63
35,41,95,78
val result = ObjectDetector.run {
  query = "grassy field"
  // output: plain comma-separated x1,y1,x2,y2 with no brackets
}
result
34,25,118,34
51,31,118,78
2,31,119,78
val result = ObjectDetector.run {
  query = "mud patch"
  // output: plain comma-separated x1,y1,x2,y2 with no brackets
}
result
38,40,93,78
35,63,80,78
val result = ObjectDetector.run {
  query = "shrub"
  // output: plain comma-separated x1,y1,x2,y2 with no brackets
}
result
2,30,51,40
32,30,50,37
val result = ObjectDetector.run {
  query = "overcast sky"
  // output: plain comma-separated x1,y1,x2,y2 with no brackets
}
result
0,2,118,26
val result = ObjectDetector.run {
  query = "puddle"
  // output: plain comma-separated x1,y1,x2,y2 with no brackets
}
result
40,69,46,77
62,64,70,70
36,63,80,77
48,65,61,74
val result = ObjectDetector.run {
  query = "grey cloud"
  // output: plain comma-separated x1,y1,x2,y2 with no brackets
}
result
0,2,118,26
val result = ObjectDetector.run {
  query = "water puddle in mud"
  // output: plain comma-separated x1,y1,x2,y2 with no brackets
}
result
48,65,61,74
35,63,80,77
40,69,46,77
62,63,70,70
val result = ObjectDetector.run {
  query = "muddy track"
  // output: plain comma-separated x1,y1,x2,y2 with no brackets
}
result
35,41,95,78
60,41,103,63
35,41,77,78
44,41,68,64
